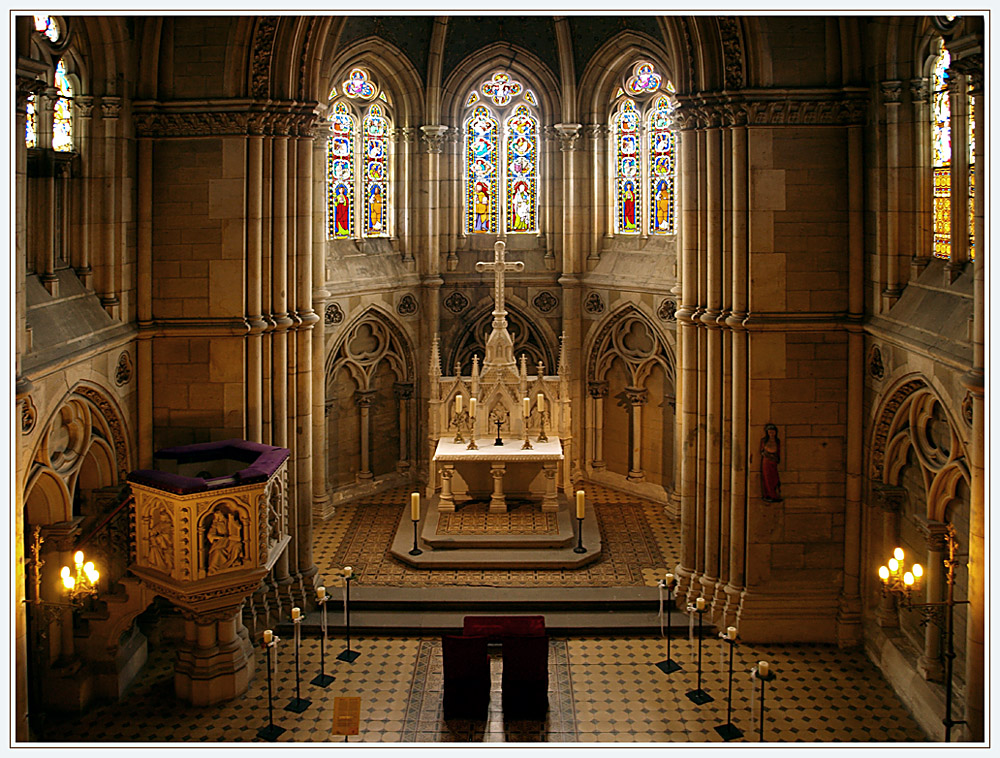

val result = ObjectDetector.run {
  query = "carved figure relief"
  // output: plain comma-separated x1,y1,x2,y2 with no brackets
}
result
146,502,174,571
204,503,245,575
760,423,783,502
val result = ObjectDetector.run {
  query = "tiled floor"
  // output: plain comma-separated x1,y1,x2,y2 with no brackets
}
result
40,631,928,743
35,483,930,744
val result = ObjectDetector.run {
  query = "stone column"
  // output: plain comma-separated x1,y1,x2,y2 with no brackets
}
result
675,106,700,596
355,390,375,481
38,87,59,295
880,80,903,307
908,77,932,270
724,115,749,624
98,97,122,317
586,123,604,268
945,68,970,280
701,123,724,606
311,124,332,519
173,606,255,706
916,519,949,681
137,135,154,468
73,96,94,288
838,123,865,646
489,463,507,513
394,382,414,471
624,386,648,482
588,381,608,469
246,119,267,442
294,122,318,588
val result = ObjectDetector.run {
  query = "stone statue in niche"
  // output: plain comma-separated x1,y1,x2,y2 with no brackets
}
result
760,423,783,502
205,505,244,574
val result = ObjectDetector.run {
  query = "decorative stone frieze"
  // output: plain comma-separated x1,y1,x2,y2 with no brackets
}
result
718,16,745,90
673,93,868,130
74,384,130,479
251,17,280,99
134,103,317,138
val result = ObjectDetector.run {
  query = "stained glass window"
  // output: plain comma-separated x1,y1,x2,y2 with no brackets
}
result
52,59,73,152
34,15,60,42
362,103,388,237
342,68,377,100
968,97,975,257
327,102,355,239
648,96,676,235
25,94,37,148
466,105,499,234
625,61,662,96
931,49,951,258
506,104,538,232
614,99,640,234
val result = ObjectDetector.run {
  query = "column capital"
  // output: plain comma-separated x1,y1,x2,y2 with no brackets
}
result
393,381,414,399
100,96,123,120
869,481,907,513
624,386,649,407
915,515,952,552
588,380,609,399
552,122,582,152
909,77,929,104
880,79,903,105
419,124,449,154
355,389,376,408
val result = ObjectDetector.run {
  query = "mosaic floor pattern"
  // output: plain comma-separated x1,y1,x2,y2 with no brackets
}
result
436,498,560,535
313,483,676,588
38,632,929,744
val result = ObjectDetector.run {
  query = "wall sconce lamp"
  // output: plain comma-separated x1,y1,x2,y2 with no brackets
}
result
877,526,968,742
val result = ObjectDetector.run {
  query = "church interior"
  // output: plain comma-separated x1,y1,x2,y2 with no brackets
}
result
13,13,986,744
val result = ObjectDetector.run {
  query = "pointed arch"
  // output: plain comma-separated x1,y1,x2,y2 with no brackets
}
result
325,305,415,392
445,300,557,376
586,303,676,387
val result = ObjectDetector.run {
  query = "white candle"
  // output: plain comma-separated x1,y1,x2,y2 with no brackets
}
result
537,393,544,413
696,597,706,611
344,566,353,578
469,397,476,417
455,394,462,414
727,626,737,640
665,572,675,587
758,660,769,676
411,491,421,521
576,490,585,519
523,396,530,417
317,585,326,600
263,629,273,644
291,606,301,620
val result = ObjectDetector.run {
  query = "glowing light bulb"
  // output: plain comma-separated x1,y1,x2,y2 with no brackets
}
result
84,562,98,583
74,551,84,566
893,547,904,561
913,563,923,579
878,565,890,581
903,572,914,586
888,558,899,573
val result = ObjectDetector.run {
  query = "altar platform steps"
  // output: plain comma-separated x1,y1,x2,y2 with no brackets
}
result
293,586,707,635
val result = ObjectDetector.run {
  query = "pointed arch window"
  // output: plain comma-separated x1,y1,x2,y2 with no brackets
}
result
610,62,678,237
26,94,38,148
930,47,975,259
463,72,539,235
326,67,393,240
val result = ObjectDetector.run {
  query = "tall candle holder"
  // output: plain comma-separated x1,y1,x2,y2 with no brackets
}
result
311,589,335,687
753,663,776,742
537,408,549,443
284,608,311,712
451,410,466,444
684,600,713,704
521,400,533,450
465,406,478,450
654,575,682,675
409,510,423,556
714,628,743,740
257,632,285,741
337,570,360,663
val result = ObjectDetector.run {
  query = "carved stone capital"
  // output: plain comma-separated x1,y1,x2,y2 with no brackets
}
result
624,386,649,407
945,68,966,95
420,124,448,154
355,389,376,409
101,96,122,120
588,381,609,399
393,382,414,400
916,516,951,552
585,123,605,140
75,95,95,119
950,53,984,95
869,481,907,513
909,77,929,104
880,80,903,104
552,122,582,152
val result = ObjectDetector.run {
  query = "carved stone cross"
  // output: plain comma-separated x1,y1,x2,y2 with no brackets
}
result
475,239,524,317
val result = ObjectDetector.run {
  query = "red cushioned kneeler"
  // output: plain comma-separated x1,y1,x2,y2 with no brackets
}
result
441,634,490,720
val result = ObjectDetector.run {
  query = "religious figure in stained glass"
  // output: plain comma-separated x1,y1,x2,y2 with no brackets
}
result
327,103,355,239
614,99,641,234
622,181,637,232
505,104,537,233
465,105,499,234
649,96,676,234
25,95,37,148
363,103,389,237
931,48,952,259
52,59,73,152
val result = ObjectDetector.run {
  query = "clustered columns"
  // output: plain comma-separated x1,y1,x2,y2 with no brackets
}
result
355,389,377,481
587,381,609,469
394,382,415,472
944,66,971,282
624,386,649,482
916,519,951,682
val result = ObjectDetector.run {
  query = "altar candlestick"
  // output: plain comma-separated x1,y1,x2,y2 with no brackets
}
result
576,490,585,519
469,397,476,417
455,394,462,414
537,393,544,412
410,492,420,521
523,396,530,417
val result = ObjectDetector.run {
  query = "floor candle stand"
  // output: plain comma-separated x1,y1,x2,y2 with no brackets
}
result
311,590,335,687
754,664,776,742
337,570,360,663
714,629,742,740
685,601,713,704
573,514,586,553
408,517,423,556
654,577,682,675
257,633,285,741
284,609,311,713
